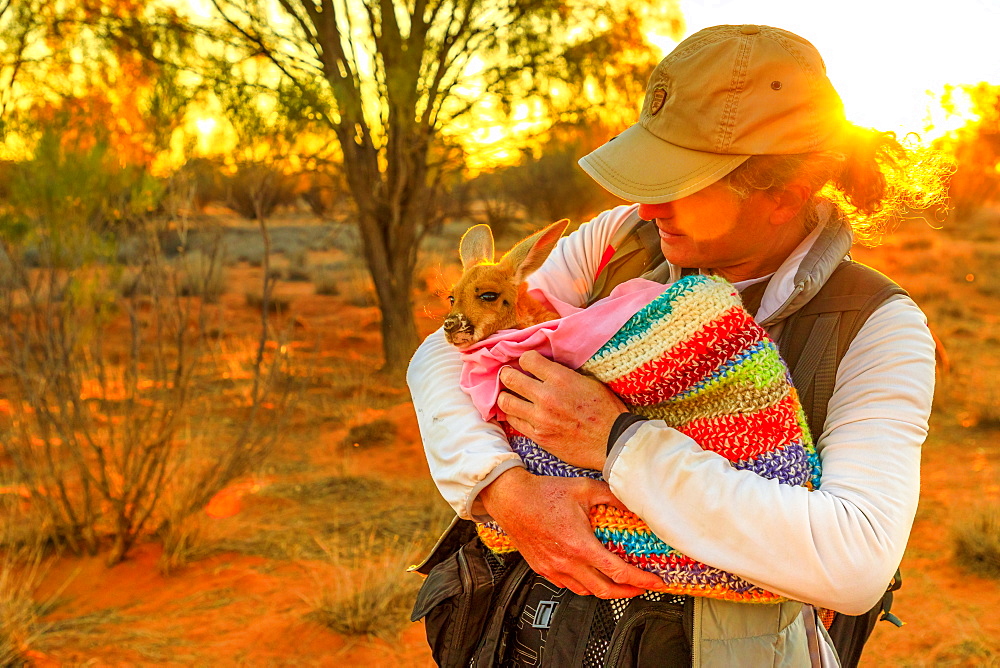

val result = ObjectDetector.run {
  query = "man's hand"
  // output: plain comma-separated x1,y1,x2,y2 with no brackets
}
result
479,467,663,598
498,350,625,470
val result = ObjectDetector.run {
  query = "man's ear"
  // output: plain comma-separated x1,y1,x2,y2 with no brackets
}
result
769,184,812,226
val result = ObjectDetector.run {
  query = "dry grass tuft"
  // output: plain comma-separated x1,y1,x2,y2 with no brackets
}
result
157,513,213,577
341,418,397,448
933,638,1000,667
214,476,452,562
284,248,312,282
264,475,389,504
0,543,47,667
309,266,340,296
305,534,422,641
245,290,292,314
177,248,227,303
953,504,1000,579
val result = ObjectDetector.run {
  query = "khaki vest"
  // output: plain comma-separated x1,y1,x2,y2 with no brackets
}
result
586,214,907,441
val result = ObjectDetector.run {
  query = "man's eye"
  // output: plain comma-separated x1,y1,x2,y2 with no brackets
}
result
448,295,455,304
478,292,499,302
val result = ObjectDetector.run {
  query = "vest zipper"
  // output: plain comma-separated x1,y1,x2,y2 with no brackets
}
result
603,606,684,667
760,282,805,330
470,558,531,667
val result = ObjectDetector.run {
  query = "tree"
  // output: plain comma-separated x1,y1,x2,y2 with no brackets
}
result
935,83,1000,218
0,0,197,169
204,0,680,375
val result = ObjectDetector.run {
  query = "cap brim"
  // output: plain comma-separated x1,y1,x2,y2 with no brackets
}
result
578,123,750,204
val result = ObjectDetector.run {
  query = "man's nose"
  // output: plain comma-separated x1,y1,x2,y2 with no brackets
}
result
637,202,673,221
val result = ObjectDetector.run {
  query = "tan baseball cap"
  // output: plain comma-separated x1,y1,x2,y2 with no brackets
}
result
579,24,847,204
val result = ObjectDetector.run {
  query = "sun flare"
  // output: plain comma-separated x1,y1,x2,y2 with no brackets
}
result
194,116,218,137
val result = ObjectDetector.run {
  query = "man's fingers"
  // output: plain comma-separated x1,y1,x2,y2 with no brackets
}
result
498,365,543,400
498,390,535,422
535,554,645,599
577,478,629,512
518,350,565,382
560,565,647,599
558,520,662,597
505,413,535,438
593,551,665,592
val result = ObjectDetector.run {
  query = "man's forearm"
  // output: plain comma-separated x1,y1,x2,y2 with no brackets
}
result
407,329,522,518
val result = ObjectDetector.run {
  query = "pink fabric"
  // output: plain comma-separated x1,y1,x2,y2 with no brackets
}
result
459,278,667,421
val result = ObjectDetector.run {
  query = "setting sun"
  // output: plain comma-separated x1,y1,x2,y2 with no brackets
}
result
661,0,1000,143
194,115,217,138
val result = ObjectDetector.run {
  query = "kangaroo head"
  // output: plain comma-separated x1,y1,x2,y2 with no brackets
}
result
444,219,569,349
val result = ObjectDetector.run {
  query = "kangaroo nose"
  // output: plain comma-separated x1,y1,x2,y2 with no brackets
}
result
443,315,461,333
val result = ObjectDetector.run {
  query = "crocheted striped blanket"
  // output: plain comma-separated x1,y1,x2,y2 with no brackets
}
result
474,274,821,603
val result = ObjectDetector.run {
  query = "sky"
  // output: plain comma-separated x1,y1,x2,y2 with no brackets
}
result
177,0,1000,167
649,0,1000,140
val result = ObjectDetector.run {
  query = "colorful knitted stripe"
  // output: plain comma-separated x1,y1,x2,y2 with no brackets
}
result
476,275,821,603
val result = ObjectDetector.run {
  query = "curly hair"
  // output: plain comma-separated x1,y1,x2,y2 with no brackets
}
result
723,125,954,245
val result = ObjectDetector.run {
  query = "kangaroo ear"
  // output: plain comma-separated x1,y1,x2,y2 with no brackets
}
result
500,219,570,284
459,224,495,269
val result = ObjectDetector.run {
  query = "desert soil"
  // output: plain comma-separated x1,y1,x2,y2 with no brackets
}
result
13,209,1000,667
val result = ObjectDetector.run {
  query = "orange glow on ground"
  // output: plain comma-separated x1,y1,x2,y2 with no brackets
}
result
204,480,263,520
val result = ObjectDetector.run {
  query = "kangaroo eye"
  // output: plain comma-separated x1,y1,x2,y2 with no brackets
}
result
448,295,455,305
478,292,499,302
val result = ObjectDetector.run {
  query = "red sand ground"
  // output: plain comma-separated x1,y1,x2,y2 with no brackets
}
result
16,216,1000,667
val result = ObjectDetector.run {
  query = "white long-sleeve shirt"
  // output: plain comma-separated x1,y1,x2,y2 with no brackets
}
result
407,204,935,615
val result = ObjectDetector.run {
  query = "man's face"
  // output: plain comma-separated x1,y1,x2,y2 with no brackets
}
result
637,181,779,282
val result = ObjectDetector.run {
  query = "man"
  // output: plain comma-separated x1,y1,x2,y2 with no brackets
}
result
409,24,940,666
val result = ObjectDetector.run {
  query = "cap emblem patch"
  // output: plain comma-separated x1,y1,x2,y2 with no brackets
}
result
649,86,668,115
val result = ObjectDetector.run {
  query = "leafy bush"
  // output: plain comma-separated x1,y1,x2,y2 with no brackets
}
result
0,136,291,565
0,131,163,259
297,168,344,218
466,124,624,229
225,162,298,220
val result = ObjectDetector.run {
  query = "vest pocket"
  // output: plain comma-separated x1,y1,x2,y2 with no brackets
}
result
411,538,497,668
604,599,689,668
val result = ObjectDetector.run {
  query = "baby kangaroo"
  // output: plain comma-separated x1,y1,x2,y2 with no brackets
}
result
443,219,569,348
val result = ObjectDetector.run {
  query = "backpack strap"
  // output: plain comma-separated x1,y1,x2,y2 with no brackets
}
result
778,260,909,440
777,260,909,668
